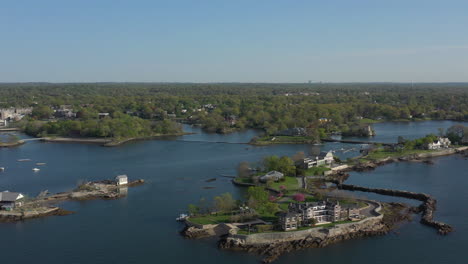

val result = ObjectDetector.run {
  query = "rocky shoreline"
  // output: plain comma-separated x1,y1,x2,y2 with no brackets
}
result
0,140,25,148
0,179,144,223
0,208,74,223
216,203,408,263
347,146,468,173
331,181,453,235
181,201,410,263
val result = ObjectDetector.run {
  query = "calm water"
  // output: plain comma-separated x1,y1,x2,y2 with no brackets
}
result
0,121,466,264
343,120,466,143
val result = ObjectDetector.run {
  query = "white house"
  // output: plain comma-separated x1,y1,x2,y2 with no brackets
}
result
0,191,24,210
115,175,128,186
427,137,451,150
259,171,284,183
301,150,334,169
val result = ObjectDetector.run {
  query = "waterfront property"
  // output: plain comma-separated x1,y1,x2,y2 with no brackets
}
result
259,171,284,183
115,175,128,186
0,191,24,211
426,137,451,150
0,107,32,123
279,201,360,231
274,127,307,137
299,150,334,169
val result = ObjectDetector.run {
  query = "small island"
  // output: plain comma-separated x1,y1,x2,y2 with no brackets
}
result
0,175,144,222
0,133,24,148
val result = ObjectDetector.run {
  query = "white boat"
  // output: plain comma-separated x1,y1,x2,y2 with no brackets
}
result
32,168,40,172
17,159,31,162
0,167,4,172
176,213,188,221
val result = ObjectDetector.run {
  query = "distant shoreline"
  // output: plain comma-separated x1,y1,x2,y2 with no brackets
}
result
40,132,194,147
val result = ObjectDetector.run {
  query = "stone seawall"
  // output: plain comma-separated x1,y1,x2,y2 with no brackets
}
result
331,181,453,235
219,202,386,263
228,214,382,245
337,146,467,174
182,221,237,239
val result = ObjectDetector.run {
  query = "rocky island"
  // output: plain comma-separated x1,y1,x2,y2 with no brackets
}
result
0,175,144,223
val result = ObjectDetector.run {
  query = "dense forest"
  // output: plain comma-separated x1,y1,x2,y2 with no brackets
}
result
1,83,467,139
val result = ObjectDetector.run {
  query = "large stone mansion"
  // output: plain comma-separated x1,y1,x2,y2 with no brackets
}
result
279,201,361,231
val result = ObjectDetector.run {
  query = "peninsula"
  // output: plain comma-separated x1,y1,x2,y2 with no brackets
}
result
180,133,467,262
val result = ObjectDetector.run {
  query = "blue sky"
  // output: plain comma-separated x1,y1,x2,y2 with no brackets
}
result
1,0,468,82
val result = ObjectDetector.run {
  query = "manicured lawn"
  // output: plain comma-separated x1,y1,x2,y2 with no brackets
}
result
338,198,367,208
305,166,330,176
188,214,232,225
189,211,278,225
363,148,434,160
269,176,299,191
234,177,253,184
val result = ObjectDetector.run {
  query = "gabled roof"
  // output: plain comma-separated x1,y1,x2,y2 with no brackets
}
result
318,150,333,159
115,175,128,180
265,171,284,177
0,191,24,202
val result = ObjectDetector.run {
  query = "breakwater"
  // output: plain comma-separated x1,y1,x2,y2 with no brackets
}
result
330,180,453,235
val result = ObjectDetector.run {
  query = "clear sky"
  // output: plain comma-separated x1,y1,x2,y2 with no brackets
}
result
1,0,468,82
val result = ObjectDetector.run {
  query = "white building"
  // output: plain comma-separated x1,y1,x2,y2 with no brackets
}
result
301,150,334,169
115,175,128,186
259,171,284,183
427,137,451,150
0,191,25,210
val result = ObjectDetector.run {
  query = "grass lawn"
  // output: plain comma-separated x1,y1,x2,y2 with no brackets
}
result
305,166,330,176
234,177,253,184
362,148,434,161
269,176,299,191
188,214,232,225
338,198,367,208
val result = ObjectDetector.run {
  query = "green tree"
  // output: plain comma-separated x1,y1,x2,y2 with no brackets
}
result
31,105,53,119
213,193,236,213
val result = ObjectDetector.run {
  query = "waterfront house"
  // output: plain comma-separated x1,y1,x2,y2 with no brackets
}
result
274,127,307,137
0,191,25,210
279,200,362,231
426,137,451,150
115,175,128,186
299,150,334,169
278,211,302,231
0,107,32,122
259,171,284,183
226,115,237,126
